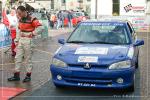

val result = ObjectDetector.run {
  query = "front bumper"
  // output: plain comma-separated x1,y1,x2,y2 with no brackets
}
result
50,65,135,89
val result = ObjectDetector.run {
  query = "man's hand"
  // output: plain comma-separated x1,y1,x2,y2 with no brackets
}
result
14,41,19,46
32,31,37,36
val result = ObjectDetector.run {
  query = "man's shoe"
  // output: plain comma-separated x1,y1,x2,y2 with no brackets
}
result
23,73,31,83
8,72,20,81
23,77,31,83
8,76,20,81
11,51,16,57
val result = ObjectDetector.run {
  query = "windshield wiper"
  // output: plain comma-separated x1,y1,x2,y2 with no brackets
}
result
67,41,122,45
67,41,87,43
91,41,121,45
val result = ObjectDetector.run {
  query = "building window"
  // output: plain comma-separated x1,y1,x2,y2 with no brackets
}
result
62,0,66,3
87,0,91,2
112,0,120,16
0,1,2,21
61,0,66,6
51,0,54,9
78,0,83,3
0,1,1,11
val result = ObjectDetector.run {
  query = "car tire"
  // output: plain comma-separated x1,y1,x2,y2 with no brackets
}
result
54,84,64,89
126,84,134,92
135,60,139,69
126,74,135,92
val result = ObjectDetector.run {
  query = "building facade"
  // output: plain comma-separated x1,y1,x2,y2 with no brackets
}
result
1,0,91,13
52,0,91,12
91,0,149,18
24,0,51,10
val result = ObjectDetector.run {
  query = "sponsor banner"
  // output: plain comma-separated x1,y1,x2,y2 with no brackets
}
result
99,15,150,32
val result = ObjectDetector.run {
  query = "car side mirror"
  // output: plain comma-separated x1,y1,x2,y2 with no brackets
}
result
58,38,65,45
133,39,144,47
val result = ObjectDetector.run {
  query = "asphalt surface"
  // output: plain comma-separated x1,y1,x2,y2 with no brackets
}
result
0,29,150,100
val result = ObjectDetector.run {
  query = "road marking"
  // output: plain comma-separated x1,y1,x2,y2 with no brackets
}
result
0,60,50,66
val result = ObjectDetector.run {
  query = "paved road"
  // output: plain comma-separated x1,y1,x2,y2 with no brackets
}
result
0,29,150,100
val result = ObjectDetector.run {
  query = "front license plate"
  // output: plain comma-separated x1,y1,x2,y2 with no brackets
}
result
77,83,96,87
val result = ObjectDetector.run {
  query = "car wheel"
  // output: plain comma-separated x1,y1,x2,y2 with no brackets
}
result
54,84,64,89
126,84,134,92
126,74,135,92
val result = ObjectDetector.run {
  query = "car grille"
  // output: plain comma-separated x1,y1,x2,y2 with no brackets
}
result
63,77,112,85
68,64,108,69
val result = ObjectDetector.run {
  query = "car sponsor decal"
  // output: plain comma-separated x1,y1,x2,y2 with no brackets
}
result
75,47,108,55
78,56,98,63
111,46,127,49
66,44,82,48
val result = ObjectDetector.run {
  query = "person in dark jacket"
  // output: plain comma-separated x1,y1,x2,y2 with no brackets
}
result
67,11,73,28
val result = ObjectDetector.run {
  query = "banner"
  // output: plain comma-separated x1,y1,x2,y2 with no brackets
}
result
99,15,149,32
0,23,11,48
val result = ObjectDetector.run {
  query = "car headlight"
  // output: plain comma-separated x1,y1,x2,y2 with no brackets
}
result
108,60,131,70
52,58,67,67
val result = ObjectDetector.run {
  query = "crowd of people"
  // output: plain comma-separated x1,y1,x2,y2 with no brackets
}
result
46,10,89,29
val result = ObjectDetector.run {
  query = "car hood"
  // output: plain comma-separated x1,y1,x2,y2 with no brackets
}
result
55,43,130,65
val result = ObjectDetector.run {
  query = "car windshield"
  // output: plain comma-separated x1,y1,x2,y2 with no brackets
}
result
67,22,130,45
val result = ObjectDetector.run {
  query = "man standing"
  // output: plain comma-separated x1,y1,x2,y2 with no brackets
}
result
8,6,44,82
67,11,73,28
60,11,64,29
56,11,61,29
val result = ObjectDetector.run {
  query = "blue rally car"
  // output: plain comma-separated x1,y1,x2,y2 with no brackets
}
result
50,20,144,92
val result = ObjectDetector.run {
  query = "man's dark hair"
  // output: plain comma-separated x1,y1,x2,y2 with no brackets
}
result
17,6,26,11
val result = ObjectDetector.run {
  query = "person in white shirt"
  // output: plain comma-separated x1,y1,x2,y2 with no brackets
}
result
7,8,18,56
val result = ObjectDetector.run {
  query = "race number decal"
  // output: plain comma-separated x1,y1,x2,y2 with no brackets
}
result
75,47,108,55
78,56,98,63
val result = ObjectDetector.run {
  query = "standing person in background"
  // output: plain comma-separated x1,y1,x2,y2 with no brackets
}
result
7,8,18,56
50,13,53,28
56,11,61,29
50,13,56,29
60,11,64,29
67,11,73,28
2,8,9,27
8,6,44,83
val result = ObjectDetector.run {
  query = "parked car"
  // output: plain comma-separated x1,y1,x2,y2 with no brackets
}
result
73,12,89,22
